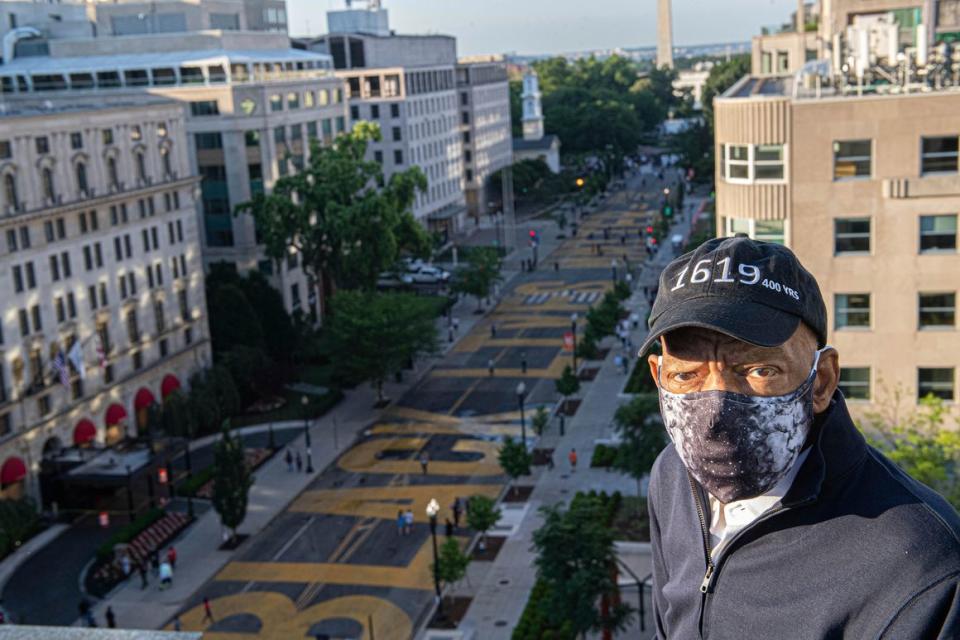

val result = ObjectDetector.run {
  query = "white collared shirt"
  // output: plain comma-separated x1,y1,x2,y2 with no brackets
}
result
707,448,810,559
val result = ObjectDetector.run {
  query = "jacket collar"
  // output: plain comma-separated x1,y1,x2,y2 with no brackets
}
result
783,391,868,507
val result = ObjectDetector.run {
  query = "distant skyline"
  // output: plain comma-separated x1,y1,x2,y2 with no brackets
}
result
288,0,800,57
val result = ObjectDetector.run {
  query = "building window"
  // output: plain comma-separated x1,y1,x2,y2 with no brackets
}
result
41,168,56,202
392,126,402,142
725,218,785,244
245,130,260,147
287,92,300,110
70,132,83,150
178,289,189,321
4,174,18,210
107,157,119,189
135,152,147,184
835,293,871,329
919,214,957,253
833,140,871,180
374,150,383,164
189,100,220,116
350,105,360,121
391,103,400,118
918,293,956,329
76,162,89,194
35,136,49,155
921,136,959,175
754,145,784,180
838,367,870,400
371,104,380,119
834,218,870,254
102,129,114,145
726,145,750,180
918,367,954,401
194,133,223,150
394,150,404,165
270,94,283,112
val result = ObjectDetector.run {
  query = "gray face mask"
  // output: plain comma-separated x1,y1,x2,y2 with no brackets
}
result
658,350,823,503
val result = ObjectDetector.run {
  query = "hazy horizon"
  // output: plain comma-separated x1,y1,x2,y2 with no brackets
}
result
287,0,800,57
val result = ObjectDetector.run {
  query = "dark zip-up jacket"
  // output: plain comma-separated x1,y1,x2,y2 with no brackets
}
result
648,391,960,639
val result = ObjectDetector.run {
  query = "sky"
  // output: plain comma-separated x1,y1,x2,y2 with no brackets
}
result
287,0,801,57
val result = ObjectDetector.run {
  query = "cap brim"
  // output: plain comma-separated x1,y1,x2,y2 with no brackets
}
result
637,297,801,356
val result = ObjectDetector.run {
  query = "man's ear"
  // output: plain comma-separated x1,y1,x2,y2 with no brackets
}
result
813,347,840,413
648,354,661,390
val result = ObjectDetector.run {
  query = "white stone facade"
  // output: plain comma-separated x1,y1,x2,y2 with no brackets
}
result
0,102,212,504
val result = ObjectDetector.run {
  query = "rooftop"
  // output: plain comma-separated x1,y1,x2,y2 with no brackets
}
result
513,134,560,152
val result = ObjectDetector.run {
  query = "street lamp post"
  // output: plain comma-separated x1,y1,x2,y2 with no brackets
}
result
267,419,276,452
516,381,527,446
570,312,578,372
300,395,314,473
426,498,443,617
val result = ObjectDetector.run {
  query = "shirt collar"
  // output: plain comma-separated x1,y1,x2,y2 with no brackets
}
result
709,446,812,525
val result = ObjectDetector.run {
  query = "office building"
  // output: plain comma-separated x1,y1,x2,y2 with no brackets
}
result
714,0,960,414
0,30,348,318
457,56,512,221
0,101,211,504
301,4,468,238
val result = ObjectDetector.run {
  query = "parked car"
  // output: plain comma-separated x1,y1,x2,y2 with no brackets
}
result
407,264,450,285
376,271,414,289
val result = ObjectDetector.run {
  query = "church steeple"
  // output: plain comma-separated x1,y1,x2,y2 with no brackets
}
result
521,70,545,141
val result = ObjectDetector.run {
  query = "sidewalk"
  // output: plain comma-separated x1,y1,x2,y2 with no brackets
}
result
451,184,693,640
82,279,503,631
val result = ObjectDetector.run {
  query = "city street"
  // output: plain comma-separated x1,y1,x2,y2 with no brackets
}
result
164,172,676,639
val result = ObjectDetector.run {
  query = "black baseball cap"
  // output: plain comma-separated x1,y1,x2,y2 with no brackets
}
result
638,236,827,355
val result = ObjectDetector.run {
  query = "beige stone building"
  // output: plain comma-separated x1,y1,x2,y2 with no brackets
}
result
0,101,211,504
715,0,960,415
0,30,348,319
457,57,513,221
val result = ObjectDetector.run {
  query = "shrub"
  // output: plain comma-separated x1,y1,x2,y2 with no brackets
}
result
95,508,165,563
590,444,618,468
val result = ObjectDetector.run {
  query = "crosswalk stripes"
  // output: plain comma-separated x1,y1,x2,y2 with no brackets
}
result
521,290,602,305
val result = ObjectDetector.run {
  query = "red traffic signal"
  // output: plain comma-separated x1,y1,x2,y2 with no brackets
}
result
529,229,537,239
646,226,654,233
158,468,168,485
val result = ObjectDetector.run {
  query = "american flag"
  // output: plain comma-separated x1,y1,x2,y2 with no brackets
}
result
52,351,69,387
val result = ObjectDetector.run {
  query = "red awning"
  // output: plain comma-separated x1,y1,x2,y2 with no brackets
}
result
105,403,128,426
160,374,181,399
74,419,97,446
1,457,27,486
134,388,156,410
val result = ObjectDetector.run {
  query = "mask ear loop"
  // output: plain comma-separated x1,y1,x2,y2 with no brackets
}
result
657,355,664,387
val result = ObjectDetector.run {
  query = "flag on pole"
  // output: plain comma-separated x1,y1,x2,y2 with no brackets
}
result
68,340,86,380
96,334,106,368
52,351,69,387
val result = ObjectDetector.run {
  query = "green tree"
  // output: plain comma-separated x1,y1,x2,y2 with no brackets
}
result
222,345,272,403
555,365,582,417
161,390,190,438
0,498,39,559
862,391,960,510
206,281,264,355
325,291,440,403
237,122,430,303
499,436,532,496
212,421,253,541
533,496,632,637
452,246,503,311
466,495,502,550
433,537,471,607
612,394,668,500
532,406,550,437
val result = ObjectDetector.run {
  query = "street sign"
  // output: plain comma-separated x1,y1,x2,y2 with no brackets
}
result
563,331,574,351
158,468,168,484
98,511,109,528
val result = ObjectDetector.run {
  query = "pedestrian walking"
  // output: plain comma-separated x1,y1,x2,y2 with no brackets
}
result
172,616,182,632
520,351,528,374
397,510,405,536
120,554,131,577
285,449,293,472
150,550,160,577
404,509,414,535
202,596,214,623
488,358,495,377
167,546,177,570
554,261,560,272
614,354,624,374
295,450,303,472
452,317,460,332
547,453,555,470
568,448,578,472
445,518,455,537
452,497,463,528
490,322,497,338
419,451,430,475
138,561,148,589
105,606,116,629
448,327,454,343
159,559,173,590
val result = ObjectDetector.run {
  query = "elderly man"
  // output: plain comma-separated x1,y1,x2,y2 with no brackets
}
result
641,237,960,639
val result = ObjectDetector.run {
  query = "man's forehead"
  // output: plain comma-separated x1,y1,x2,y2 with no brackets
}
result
661,327,786,360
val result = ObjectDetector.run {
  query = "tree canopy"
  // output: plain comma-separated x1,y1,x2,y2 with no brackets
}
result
499,436,532,492
452,246,503,310
466,495,502,549
612,394,668,496
325,290,440,402
236,122,432,301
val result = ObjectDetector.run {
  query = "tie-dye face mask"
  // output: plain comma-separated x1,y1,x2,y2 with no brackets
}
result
658,350,824,504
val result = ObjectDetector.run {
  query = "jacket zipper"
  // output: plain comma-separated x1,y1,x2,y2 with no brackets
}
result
686,473,714,592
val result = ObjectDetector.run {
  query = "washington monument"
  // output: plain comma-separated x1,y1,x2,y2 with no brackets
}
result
657,0,674,69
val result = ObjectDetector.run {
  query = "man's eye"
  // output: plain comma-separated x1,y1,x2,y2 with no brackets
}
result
673,371,698,382
747,367,777,378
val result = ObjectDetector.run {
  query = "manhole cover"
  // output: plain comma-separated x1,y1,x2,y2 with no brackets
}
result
495,621,508,627
498,579,510,585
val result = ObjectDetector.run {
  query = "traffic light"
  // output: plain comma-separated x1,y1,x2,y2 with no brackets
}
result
529,229,537,240
664,205,673,218
646,226,654,234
